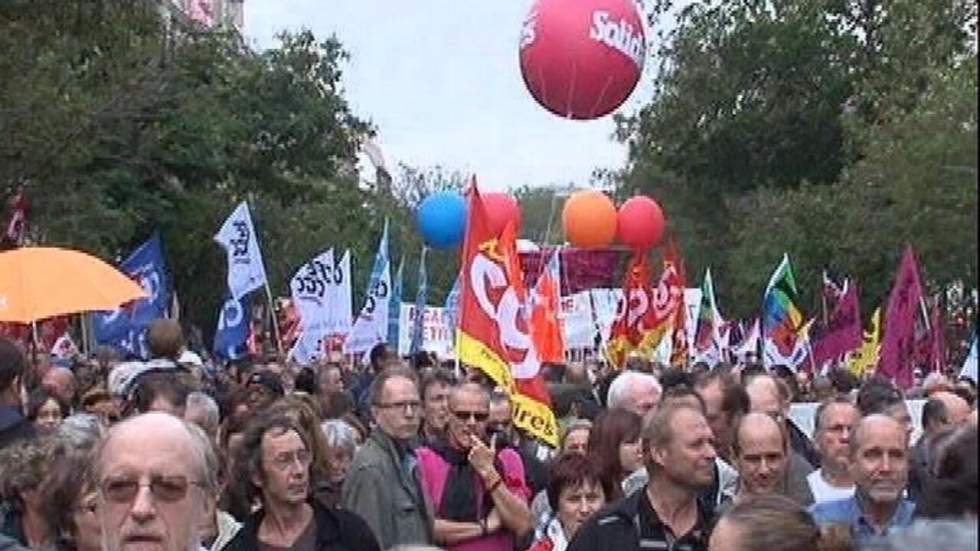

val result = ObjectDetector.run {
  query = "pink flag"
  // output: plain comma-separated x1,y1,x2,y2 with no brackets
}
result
811,283,863,365
878,246,925,389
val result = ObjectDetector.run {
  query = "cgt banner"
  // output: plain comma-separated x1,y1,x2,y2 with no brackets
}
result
457,181,559,447
397,303,454,359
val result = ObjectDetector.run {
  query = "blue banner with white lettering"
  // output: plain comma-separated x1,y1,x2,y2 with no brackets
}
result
92,233,171,356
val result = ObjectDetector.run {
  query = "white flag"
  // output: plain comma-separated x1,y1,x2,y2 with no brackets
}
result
344,222,391,354
214,202,268,300
290,248,334,340
960,334,977,382
328,250,353,335
288,329,325,365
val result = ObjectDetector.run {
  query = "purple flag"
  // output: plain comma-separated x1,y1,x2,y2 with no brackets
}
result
810,284,862,365
519,248,620,295
878,246,925,389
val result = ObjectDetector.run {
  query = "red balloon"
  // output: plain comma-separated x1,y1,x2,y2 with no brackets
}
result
519,0,646,120
482,193,522,236
617,195,665,251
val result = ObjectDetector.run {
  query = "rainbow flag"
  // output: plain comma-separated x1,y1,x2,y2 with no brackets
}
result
762,254,806,368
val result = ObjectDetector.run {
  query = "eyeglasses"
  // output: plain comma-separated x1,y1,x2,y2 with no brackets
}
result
99,475,203,504
375,400,421,413
452,409,489,423
270,449,313,471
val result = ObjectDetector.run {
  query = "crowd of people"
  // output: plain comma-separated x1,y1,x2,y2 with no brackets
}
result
0,319,976,551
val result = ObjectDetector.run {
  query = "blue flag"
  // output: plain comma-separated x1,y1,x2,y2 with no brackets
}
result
93,233,171,357
444,273,461,332
410,247,428,355
387,255,404,348
345,220,393,355
213,293,251,360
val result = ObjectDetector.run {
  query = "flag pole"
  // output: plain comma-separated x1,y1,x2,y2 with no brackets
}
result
264,283,283,355
79,313,90,357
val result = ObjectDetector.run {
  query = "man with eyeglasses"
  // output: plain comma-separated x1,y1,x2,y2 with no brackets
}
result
808,398,860,503
225,415,379,551
417,382,532,551
343,367,433,549
93,412,217,551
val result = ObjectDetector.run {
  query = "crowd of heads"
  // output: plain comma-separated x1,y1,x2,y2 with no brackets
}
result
0,324,977,551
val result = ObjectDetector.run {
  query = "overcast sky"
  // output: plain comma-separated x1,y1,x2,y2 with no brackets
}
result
243,1,655,191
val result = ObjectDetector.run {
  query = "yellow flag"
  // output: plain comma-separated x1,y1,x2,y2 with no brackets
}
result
847,308,881,376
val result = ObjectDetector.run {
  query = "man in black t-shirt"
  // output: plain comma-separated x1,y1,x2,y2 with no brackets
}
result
569,404,716,551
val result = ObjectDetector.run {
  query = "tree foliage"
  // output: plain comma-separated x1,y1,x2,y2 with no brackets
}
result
0,1,413,346
616,0,977,318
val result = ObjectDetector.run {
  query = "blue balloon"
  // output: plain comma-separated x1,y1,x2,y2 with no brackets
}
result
417,191,467,248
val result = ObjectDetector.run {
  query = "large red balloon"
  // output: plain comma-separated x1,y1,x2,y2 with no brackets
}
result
519,0,646,120
483,193,522,236
617,195,665,251
562,190,618,247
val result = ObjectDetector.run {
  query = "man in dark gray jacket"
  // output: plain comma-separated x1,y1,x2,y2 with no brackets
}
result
343,367,433,548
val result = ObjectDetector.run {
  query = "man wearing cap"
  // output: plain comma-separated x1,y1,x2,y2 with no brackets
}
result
246,370,284,411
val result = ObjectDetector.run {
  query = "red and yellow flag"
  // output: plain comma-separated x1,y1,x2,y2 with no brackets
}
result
457,182,558,446
638,244,686,354
605,252,653,369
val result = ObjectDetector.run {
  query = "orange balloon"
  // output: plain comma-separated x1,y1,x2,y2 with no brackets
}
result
561,190,618,248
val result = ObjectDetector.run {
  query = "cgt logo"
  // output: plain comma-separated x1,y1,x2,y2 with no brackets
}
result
469,250,541,380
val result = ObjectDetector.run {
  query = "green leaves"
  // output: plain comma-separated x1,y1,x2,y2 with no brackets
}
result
619,0,977,319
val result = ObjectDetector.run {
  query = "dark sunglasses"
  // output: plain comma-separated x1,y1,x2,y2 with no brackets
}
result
99,474,203,504
452,409,489,422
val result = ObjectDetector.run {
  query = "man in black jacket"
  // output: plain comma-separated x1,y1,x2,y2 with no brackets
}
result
568,404,716,551
0,338,33,450
224,415,379,551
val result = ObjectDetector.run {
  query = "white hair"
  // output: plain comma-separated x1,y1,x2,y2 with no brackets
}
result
864,519,977,551
321,419,358,452
607,371,661,410
185,391,220,434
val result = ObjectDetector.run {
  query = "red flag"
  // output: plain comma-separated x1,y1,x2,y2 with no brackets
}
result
604,252,652,369
457,180,558,446
5,185,28,246
664,239,689,367
530,250,565,362
638,244,685,353
810,283,863,365
878,246,925,389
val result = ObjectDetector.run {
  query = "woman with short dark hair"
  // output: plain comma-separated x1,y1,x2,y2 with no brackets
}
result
527,454,606,551
26,389,69,434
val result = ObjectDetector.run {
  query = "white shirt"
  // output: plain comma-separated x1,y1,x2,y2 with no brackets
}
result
807,469,855,503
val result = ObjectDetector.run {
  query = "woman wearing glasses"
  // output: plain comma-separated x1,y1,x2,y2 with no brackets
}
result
416,382,533,551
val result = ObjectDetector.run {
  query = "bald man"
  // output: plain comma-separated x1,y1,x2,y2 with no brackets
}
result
745,374,819,467
94,412,218,551
909,390,971,502
730,413,814,506
931,391,971,426
809,415,914,545
42,366,76,409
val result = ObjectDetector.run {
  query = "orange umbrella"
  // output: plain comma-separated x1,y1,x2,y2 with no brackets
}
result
0,247,148,323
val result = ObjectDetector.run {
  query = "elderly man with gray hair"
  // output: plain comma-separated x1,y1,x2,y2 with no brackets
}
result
605,371,662,417
91,412,220,551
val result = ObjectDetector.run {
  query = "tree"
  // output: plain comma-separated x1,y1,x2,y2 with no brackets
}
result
0,2,387,348
615,0,977,317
